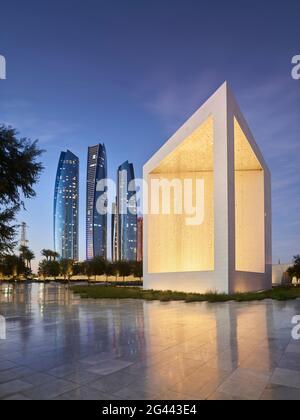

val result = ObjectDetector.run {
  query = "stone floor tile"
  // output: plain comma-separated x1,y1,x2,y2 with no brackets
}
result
22,378,79,400
86,359,133,376
0,361,16,372
55,386,116,400
217,368,270,400
271,368,300,389
0,380,33,399
3,393,32,400
260,384,300,400
89,371,139,394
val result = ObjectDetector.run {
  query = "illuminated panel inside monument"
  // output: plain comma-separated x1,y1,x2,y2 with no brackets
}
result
234,118,265,273
148,117,214,274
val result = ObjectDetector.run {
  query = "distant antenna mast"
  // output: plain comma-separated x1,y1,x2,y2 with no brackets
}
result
20,222,29,248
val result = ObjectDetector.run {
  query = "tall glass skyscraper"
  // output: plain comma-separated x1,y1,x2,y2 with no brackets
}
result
53,150,79,260
111,200,119,262
86,144,107,260
117,161,137,261
137,216,143,262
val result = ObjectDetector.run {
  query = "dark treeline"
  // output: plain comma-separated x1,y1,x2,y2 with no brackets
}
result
38,252,143,282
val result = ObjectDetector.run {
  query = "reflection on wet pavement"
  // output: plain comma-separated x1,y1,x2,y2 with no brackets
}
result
0,283,300,400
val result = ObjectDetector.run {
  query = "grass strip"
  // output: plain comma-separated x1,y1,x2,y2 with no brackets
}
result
71,285,300,303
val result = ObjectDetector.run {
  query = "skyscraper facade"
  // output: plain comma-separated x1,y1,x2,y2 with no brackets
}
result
86,144,107,260
137,217,143,262
111,200,119,262
117,161,137,261
54,150,79,260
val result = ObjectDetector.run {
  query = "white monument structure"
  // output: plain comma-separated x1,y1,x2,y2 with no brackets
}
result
143,82,272,294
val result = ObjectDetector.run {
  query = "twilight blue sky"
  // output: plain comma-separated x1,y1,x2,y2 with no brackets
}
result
0,0,299,268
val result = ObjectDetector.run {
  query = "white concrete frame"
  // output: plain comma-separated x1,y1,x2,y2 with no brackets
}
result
143,82,272,294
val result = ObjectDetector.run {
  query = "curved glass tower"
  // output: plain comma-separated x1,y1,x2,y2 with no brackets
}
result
117,161,137,261
86,144,107,260
111,200,119,262
53,150,79,260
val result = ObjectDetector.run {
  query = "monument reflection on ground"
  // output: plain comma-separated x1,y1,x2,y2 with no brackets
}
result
0,283,300,400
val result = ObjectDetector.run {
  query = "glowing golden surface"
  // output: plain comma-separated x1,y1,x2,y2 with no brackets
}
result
234,119,265,273
148,173,214,273
234,118,261,171
148,117,214,274
152,116,214,174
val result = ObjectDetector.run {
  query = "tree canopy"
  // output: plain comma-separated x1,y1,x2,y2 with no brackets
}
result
0,125,44,254
287,255,300,281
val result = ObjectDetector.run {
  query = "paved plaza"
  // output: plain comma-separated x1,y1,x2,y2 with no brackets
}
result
0,283,300,400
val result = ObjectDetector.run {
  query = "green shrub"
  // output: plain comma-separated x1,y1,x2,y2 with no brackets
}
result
71,285,300,303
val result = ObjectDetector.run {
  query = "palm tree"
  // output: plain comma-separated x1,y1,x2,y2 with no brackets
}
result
132,261,143,280
19,246,35,277
104,261,114,283
41,249,52,261
3,254,24,279
41,249,59,261
90,257,106,281
19,245,29,263
25,250,35,271
83,260,93,284
38,259,50,280
59,259,74,282
47,260,60,281
52,251,60,261
20,246,35,268
115,260,131,282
